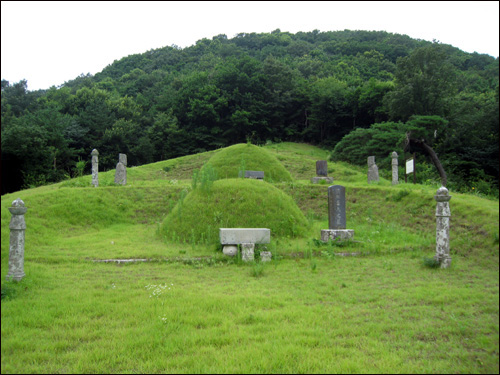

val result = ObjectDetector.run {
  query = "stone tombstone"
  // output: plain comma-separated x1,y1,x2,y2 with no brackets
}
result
328,185,346,230
311,160,333,184
91,149,99,187
321,185,354,241
367,156,379,183
391,151,399,185
316,160,328,177
434,186,452,268
7,198,27,281
114,153,127,185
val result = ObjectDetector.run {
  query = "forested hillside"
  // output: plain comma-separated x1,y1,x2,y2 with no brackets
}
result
1,29,498,194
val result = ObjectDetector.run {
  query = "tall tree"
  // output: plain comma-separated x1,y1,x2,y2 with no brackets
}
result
385,44,457,121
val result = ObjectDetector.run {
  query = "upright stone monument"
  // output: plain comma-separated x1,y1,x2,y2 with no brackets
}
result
7,198,27,281
114,153,127,185
321,185,354,241
391,151,399,185
311,160,334,184
91,149,99,187
434,186,452,268
367,156,379,183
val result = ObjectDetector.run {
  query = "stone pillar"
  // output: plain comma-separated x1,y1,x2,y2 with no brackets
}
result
391,151,399,185
7,198,27,281
367,156,379,183
321,185,354,241
241,243,255,262
434,187,452,268
91,149,99,187
311,160,333,184
114,153,127,185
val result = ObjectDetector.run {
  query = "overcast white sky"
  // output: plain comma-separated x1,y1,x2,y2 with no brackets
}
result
2,1,499,91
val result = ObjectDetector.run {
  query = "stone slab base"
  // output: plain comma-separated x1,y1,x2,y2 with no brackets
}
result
321,229,354,241
311,177,334,184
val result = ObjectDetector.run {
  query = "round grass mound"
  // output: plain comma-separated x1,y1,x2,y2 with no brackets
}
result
206,143,293,182
160,178,309,245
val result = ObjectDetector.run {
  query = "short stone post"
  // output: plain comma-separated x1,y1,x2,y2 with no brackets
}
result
434,187,452,268
241,243,255,262
391,151,399,185
260,250,272,262
7,198,27,281
114,153,127,185
91,149,99,187
367,156,379,183
321,185,354,241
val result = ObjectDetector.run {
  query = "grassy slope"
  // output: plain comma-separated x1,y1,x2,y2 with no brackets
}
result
1,142,498,374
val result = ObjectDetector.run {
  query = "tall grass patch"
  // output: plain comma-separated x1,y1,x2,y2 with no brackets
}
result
206,143,293,182
160,178,309,245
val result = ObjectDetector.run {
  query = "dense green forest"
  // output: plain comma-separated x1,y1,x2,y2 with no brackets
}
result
1,29,498,195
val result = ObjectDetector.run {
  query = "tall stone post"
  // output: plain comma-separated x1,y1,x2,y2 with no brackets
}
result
91,149,99,187
367,156,379,183
7,198,27,281
434,186,452,268
391,151,399,185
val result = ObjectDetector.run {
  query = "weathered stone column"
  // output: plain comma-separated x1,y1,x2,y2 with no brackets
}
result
7,198,27,281
114,153,127,185
434,186,452,268
91,149,99,187
391,151,399,185
321,185,354,241
367,156,379,183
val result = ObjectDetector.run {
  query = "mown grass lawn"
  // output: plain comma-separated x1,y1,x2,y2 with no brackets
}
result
2,142,498,374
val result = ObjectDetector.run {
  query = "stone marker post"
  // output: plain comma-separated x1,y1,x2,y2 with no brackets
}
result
91,149,99,187
321,185,354,241
391,151,399,185
7,198,27,281
367,156,379,183
114,153,127,185
434,186,452,268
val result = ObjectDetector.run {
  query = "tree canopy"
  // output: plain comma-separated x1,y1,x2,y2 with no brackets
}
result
1,30,498,195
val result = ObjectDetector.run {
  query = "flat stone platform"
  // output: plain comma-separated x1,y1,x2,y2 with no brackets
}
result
220,228,270,244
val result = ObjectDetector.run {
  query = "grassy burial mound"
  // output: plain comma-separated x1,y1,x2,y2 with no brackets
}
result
205,143,293,182
160,178,309,245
